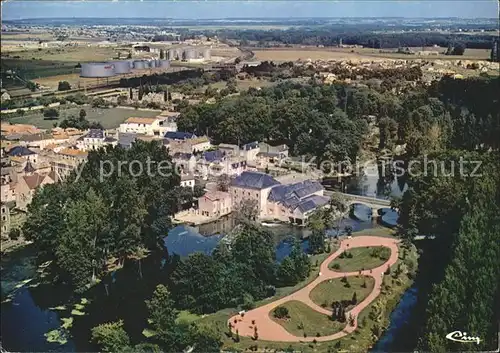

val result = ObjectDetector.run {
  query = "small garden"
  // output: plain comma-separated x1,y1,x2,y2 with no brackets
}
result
329,246,391,272
309,275,375,311
269,301,344,338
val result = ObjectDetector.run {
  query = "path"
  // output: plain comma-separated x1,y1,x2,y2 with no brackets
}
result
228,236,400,342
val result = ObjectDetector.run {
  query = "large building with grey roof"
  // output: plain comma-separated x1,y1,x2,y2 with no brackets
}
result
229,171,328,222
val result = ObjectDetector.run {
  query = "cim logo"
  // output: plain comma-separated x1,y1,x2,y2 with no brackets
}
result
446,330,481,345
104,65,113,69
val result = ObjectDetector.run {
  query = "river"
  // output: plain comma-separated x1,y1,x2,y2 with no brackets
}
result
1,165,411,352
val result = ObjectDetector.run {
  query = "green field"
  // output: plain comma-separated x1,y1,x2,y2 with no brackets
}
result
6,107,160,130
270,300,344,338
329,246,391,272
309,276,375,310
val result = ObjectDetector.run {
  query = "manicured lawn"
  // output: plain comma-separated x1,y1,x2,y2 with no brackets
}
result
329,246,391,272
309,276,375,310
7,107,160,129
270,300,344,338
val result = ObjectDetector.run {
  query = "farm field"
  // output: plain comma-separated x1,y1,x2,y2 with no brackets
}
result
252,46,491,62
6,107,160,130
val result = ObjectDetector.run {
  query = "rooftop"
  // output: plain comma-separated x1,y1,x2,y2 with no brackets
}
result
202,149,226,162
85,129,105,139
165,131,197,140
1,123,41,135
22,173,48,190
124,117,158,125
242,141,259,151
7,146,36,157
268,179,324,208
231,171,280,190
202,191,231,201
296,195,330,214
58,148,88,157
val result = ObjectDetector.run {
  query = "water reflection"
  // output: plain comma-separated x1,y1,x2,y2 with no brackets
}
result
371,286,419,352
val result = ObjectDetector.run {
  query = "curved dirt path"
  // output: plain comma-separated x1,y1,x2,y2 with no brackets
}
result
229,235,399,342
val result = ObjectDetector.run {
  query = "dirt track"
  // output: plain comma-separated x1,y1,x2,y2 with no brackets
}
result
229,235,400,342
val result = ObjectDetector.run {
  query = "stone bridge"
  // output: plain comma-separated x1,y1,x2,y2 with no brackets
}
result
324,191,392,216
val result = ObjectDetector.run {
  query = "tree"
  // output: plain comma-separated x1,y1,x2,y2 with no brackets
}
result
216,174,231,192
273,306,289,319
308,229,325,254
79,108,87,120
26,81,38,92
43,108,59,119
351,292,357,305
9,228,21,241
91,320,131,352
92,97,107,108
234,199,259,221
58,81,72,91
146,285,182,350
193,185,205,198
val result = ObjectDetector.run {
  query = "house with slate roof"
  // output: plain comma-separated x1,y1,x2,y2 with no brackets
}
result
266,179,328,224
240,141,260,162
230,171,281,218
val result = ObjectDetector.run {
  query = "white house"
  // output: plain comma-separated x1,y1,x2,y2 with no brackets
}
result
119,117,177,136
180,174,195,189
77,129,117,151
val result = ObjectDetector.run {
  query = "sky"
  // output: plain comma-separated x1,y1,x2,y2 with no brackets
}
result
2,1,499,21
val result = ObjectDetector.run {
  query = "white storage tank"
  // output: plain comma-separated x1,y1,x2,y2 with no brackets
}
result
133,60,147,70
203,48,211,61
80,62,115,78
168,49,176,60
185,48,197,60
111,61,131,74
159,60,170,69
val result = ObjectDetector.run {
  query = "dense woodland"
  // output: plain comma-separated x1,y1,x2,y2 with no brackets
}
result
216,28,496,50
393,77,500,351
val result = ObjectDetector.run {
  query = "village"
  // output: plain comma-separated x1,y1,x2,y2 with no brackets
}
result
0,114,340,247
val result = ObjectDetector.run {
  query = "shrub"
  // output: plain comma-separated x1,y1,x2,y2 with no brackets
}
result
58,81,71,91
384,265,391,275
273,306,289,319
332,263,340,270
9,228,21,241
242,293,255,310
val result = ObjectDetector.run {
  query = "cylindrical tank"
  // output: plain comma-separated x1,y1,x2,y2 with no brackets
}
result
175,48,183,60
185,48,197,60
80,62,115,78
159,60,170,69
149,60,157,68
168,49,176,60
203,48,211,61
111,61,131,74
133,60,147,70
128,60,134,69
